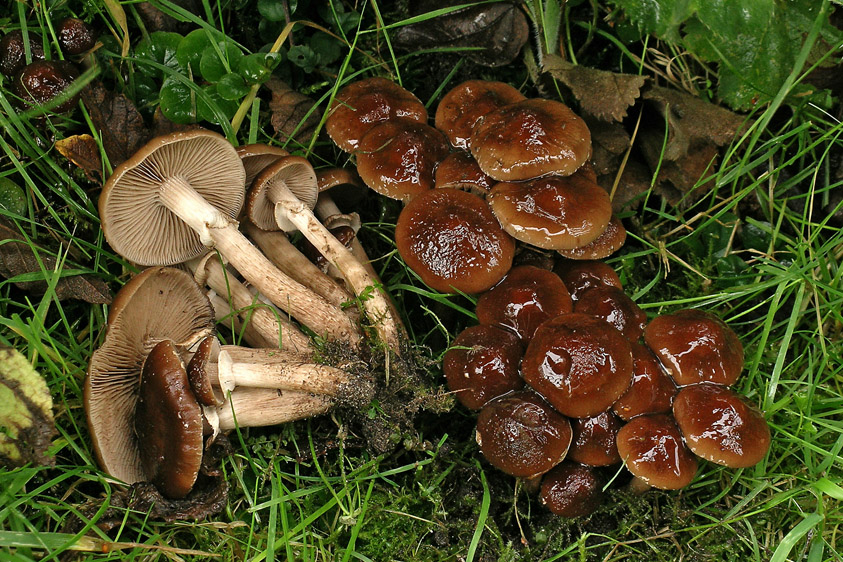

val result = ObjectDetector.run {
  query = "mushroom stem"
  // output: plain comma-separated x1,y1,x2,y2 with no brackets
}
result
157,176,360,344
207,290,277,349
626,476,652,495
216,386,332,430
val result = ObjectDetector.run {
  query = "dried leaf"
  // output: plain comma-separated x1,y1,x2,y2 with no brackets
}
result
588,119,631,176
0,347,56,467
266,78,321,145
81,82,149,169
0,220,112,304
599,158,652,213
55,134,102,180
543,54,646,122
392,0,528,67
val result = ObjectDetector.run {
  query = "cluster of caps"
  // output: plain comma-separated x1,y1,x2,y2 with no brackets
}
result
324,78,626,295
443,260,771,518
0,19,96,112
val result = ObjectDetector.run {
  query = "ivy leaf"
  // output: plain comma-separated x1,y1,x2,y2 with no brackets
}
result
0,347,56,467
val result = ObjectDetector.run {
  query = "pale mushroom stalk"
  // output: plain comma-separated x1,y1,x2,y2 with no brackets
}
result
207,290,278,349
216,387,331,430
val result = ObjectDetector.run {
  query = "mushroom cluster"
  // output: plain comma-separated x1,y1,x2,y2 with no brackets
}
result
324,78,627,296
443,260,771,517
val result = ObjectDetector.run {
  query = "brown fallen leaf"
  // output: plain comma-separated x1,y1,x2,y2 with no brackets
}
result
598,158,653,213
392,0,529,68
81,81,149,169
0,219,112,303
55,134,102,181
588,118,631,176
267,78,321,146
543,54,646,122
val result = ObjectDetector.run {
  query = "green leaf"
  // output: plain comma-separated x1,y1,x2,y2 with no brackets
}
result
287,45,320,73
0,347,56,467
199,41,244,83
159,77,196,123
238,52,280,84
177,29,213,78
216,73,249,100
135,31,184,79
0,178,27,216
613,0,697,41
258,0,287,22
197,85,239,124
309,32,342,66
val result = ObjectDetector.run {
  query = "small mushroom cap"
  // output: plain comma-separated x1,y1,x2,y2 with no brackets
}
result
434,80,526,149
488,173,612,251
470,98,592,181
56,17,97,55
186,335,225,407
395,189,515,294
0,30,45,77
475,265,573,342
522,313,633,418
326,77,428,152
476,390,572,478
86,267,215,487
540,461,603,518
616,413,698,490
573,285,647,342
613,343,677,421
644,309,744,386
434,151,496,195
236,144,289,188
135,339,204,498
99,129,246,266
443,325,524,410
356,119,450,202
247,155,318,231
13,59,80,112
553,259,622,301
557,215,627,260
568,411,623,466
672,383,770,468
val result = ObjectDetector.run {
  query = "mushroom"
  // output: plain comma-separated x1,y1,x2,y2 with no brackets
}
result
470,98,592,181
568,411,623,467
539,461,604,518
643,309,744,386
612,343,678,421
474,265,573,342
442,325,524,410
236,143,289,188
394,188,515,294
0,30,45,77
672,383,770,468
434,151,496,196
553,259,622,302
557,215,627,261
56,17,97,55
434,80,526,149
326,77,428,153
98,129,358,343
573,285,648,342
13,59,80,112
521,313,633,418
475,389,572,478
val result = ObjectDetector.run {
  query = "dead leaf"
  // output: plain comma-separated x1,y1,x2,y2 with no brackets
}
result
543,54,646,122
266,79,321,145
55,134,102,180
598,158,653,213
392,0,529,68
81,81,149,169
588,118,631,176
0,220,112,303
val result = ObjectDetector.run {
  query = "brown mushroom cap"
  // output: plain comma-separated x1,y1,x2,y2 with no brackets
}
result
613,343,677,421
135,339,204,499
521,313,633,418
236,143,289,188
395,189,515,294
573,285,647,342
488,173,612,251
246,155,318,231
13,59,80,112
86,267,215,487
540,461,603,518
672,383,770,468
616,413,698,490
99,129,246,266
443,325,524,410
557,215,627,260
434,80,526,149
356,119,450,202
470,98,592,181
475,265,572,342
644,309,744,386
326,77,428,153
475,390,572,478
56,17,97,55
434,151,496,195
186,335,225,407
0,30,45,77
553,259,622,301
568,411,623,466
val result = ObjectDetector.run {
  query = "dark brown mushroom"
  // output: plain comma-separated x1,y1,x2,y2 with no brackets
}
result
57,17,97,55
0,30,45,77
612,343,677,421
395,188,515,294
573,285,648,342
553,259,622,302
540,461,603,518
434,80,526,149
557,215,627,260
568,411,623,466
13,59,80,112
434,151,496,195
616,413,698,491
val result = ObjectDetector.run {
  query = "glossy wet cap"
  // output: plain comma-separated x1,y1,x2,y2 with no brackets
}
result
13,59,80,112
434,151,496,195
475,265,572,342
672,383,770,468
395,189,515,294
0,30,45,77
443,325,524,410
616,413,698,490
326,77,428,152
644,309,744,386
553,259,622,301
356,119,450,202
135,339,204,498
186,335,225,407
488,173,612,251
476,390,572,478
540,461,603,518
435,80,526,149
573,285,647,342
557,215,627,260
613,343,677,421
57,17,96,55
471,98,591,181
522,313,633,418
568,411,623,466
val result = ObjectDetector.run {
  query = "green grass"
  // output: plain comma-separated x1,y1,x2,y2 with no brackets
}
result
1,0,842,560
